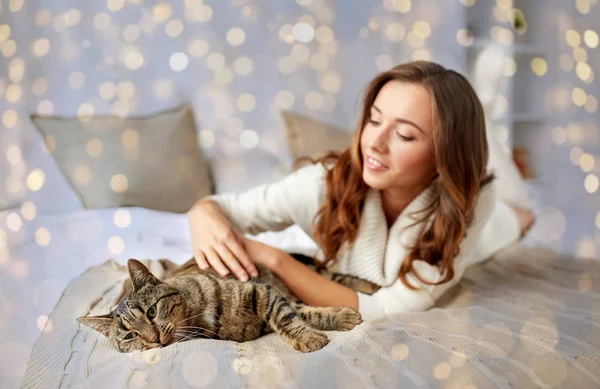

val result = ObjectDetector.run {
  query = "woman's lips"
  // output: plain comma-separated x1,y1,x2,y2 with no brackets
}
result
365,155,389,171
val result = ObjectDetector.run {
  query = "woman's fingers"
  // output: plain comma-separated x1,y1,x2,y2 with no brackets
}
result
214,243,249,281
204,247,230,277
226,235,258,278
194,250,209,270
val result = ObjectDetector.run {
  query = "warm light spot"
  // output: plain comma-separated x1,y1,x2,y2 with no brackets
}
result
566,29,581,47
584,30,599,48
390,343,409,360
456,28,474,46
233,56,253,76
32,78,48,96
449,351,467,367
107,0,125,12
123,24,140,42
413,21,431,37
9,0,24,12
575,62,592,82
121,129,140,149
3,109,18,128
278,56,297,74
170,52,188,71
309,52,329,71
433,362,451,380
38,100,54,115
572,88,587,106
125,51,144,70
165,19,184,37
460,0,476,5
2,40,17,57
0,25,11,42
275,90,295,109
531,57,547,76
573,47,587,62
37,315,53,333
153,79,173,101
315,25,334,44
576,237,595,258
20,202,36,221
110,174,128,193
7,213,23,232
9,58,24,82
226,27,246,46
114,209,131,228
560,54,574,72
576,0,591,14
240,130,259,149
69,71,85,90
99,82,116,100
385,23,405,41
94,12,111,30
78,102,95,118
237,93,256,112
585,174,599,193
188,39,209,57
27,169,45,192
108,236,125,254
320,71,341,94
152,3,172,22
292,23,315,43
580,153,595,172
6,84,21,103
198,130,215,149
585,95,598,113
117,81,135,101
11,260,29,279
74,164,92,186
206,52,225,71
35,227,51,246
570,147,584,164
375,54,393,71
305,91,324,110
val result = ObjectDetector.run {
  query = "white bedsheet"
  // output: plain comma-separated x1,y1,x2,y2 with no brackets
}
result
0,207,316,389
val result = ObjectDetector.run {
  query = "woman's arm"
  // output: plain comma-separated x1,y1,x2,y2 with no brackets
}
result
270,251,359,310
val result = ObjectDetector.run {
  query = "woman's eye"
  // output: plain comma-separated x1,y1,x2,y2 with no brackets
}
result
147,305,157,320
397,132,413,141
368,119,381,126
124,332,138,340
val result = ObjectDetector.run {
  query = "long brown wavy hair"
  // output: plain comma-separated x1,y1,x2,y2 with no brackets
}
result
299,61,495,290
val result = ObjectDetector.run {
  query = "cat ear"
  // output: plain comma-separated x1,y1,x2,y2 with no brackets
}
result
77,314,116,337
127,258,160,291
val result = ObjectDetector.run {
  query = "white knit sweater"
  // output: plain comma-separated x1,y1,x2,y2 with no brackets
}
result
208,163,521,321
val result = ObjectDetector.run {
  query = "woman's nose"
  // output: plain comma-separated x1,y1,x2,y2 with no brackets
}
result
369,126,389,152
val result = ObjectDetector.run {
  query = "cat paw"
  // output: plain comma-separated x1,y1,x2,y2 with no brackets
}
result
291,329,329,353
334,308,363,331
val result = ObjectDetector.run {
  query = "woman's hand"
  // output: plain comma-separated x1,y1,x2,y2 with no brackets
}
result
186,199,258,281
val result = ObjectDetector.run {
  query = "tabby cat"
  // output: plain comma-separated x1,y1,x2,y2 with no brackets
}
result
77,254,381,353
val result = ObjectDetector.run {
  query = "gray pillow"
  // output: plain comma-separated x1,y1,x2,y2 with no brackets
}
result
281,110,353,160
31,105,213,213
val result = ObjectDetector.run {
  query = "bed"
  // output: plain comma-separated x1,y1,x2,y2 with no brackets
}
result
11,206,600,388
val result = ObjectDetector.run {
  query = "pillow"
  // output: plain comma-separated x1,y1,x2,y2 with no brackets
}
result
281,110,353,161
31,105,213,213
209,150,290,194
0,109,84,213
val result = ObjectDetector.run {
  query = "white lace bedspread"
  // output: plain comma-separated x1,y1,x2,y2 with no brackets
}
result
21,244,600,389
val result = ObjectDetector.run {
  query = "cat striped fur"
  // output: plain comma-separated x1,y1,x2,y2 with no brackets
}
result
77,255,381,353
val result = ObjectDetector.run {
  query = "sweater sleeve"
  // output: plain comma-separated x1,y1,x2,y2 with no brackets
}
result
206,163,328,236
356,183,502,322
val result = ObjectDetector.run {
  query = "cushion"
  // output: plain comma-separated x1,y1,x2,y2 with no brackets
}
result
281,110,353,161
31,105,213,213
209,151,290,194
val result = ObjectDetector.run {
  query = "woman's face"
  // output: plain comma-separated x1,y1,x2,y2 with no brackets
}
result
360,80,437,193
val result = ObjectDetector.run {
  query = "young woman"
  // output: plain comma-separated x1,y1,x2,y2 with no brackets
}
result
186,61,536,322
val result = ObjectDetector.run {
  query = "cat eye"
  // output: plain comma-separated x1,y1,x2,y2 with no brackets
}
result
124,332,138,340
147,304,157,320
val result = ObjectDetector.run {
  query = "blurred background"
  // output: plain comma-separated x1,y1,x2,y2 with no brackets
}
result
0,0,599,386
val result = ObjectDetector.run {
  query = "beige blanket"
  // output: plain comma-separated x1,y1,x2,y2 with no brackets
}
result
22,244,600,388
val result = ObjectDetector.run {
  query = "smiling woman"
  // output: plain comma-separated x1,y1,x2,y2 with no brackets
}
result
187,60,536,322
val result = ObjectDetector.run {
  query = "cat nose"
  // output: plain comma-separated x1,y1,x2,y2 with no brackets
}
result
149,334,159,344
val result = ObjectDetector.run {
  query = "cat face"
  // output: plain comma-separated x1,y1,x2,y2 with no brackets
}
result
78,259,185,352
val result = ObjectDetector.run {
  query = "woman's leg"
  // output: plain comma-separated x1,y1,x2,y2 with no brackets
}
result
486,125,536,238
